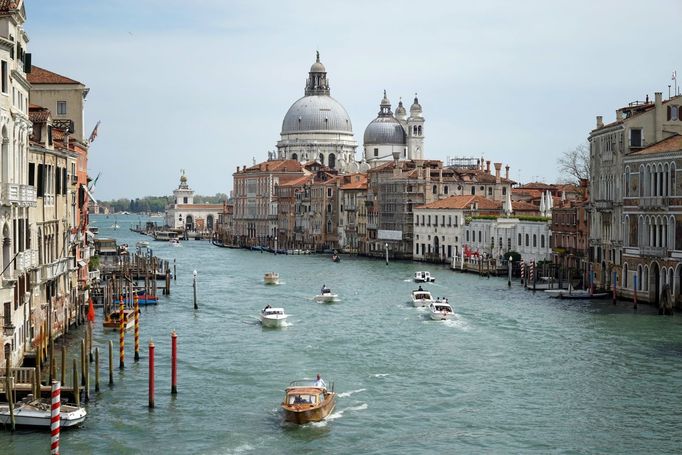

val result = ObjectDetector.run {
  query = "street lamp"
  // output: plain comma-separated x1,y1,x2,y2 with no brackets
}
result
385,243,389,266
508,255,513,287
192,270,198,310
274,236,278,255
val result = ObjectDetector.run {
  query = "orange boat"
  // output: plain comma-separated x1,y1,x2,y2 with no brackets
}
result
281,379,336,424
103,309,135,331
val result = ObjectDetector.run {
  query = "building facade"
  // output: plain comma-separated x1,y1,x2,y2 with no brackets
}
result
164,172,222,232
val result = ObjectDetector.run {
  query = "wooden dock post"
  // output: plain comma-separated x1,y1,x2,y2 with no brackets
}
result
193,270,198,310
134,295,140,362
165,268,171,296
171,330,177,395
80,339,86,387
72,358,79,407
148,339,155,408
95,347,100,393
4,343,15,431
108,340,114,386
60,345,66,390
174,258,176,281
633,273,638,310
119,297,125,370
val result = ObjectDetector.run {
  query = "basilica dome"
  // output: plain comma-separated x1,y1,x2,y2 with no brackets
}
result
281,95,353,134
363,91,406,146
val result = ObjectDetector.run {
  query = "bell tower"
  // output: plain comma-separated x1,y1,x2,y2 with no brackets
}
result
407,94,424,160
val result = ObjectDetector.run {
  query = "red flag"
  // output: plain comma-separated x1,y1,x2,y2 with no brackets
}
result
87,298,95,322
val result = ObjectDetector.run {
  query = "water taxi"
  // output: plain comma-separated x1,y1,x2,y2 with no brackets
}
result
264,272,280,285
428,300,454,320
260,306,288,328
281,379,336,424
314,287,338,303
153,231,179,241
0,398,87,428
414,271,436,283
410,288,434,307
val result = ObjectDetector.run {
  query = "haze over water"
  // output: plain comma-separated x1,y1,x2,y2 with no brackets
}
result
1,214,681,454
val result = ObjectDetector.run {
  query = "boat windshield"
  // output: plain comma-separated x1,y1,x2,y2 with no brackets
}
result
287,394,317,405
435,305,451,312
415,293,431,299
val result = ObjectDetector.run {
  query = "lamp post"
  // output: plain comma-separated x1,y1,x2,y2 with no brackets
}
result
274,236,278,255
508,255,513,287
192,270,198,310
385,243,389,266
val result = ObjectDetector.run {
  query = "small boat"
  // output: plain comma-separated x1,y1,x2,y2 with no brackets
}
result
314,287,338,303
548,290,611,300
428,300,454,320
414,271,435,283
103,309,136,331
410,288,434,307
113,294,159,306
0,398,87,428
264,272,280,285
260,306,288,328
136,240,150,249
281,379,336,424
154,231,179,241
331,254,341,263
169,238,181,247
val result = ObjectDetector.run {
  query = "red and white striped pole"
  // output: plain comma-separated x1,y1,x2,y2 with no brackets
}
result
119,296,125,370
520,261,525,286
134,295,140,362
50,380,61,454
171,330,177,395
148,339,155,408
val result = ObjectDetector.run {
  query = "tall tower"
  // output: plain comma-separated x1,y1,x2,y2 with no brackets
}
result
406,95,424,160
173,170,195,205
305,51,330,96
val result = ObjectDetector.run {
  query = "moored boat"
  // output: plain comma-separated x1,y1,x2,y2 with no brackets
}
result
428,299,454,320
414,271,435,283
548,290,610,300
264,272,280,285
154,231,179,241
103,309,136,331
281,378,336,424
410,288,434,307
260,305,288,328
0,398,87,428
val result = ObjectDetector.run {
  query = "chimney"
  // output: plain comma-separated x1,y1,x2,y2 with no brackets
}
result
616,110,623,121
392,151,401,177
655,92,663,142
486,161,491,174
494,162,502,183
439,168,443,183
596,116,603,128
505,165,510,180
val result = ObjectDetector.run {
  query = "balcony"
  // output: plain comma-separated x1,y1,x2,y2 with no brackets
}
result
593,199,613,211
16,249,38,272
0,183,37,207
639,197,667,210
41,258,72,281
640,246,667,257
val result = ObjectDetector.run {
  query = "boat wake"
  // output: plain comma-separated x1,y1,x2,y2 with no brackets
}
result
337,388,366,398
442,317,469,330
310,403,368,427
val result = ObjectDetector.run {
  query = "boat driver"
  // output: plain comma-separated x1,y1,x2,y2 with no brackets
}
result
314,374,327,389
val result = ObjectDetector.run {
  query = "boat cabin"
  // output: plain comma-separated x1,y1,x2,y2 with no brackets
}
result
413,291,432,300
154,231,179,241
263,308,285,316
414,271,435,282
433,304,452,313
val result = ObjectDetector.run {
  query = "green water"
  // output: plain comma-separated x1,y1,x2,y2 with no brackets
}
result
1,215,681,454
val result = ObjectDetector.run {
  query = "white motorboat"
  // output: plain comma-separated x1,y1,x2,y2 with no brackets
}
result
414,271,436,283
169,238,181,247
410,288,434,307
314,288,338,303
428,300,454,320
260,306,288,328
0,398,87,428
264,272,280,285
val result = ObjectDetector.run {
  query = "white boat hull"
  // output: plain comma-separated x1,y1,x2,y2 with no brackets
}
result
261,315,287,328
0,402,87,428
411,298,433,307
314,294,338,303
429,310,453,320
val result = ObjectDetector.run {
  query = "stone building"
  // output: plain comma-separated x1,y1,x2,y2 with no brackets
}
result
550,181,590,280
621,134,682,308
164,172,223,233
589,92,682,290
338,173,368,254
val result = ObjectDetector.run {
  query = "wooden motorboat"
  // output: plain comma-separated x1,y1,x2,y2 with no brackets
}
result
103,309,136,331
428,300,454,320
314,288,338,303
414,271,435,283
410,288,434,307
264,272,280,285
260,306,287,328
549,290,611,300
281,380,336,424
0,398,86,428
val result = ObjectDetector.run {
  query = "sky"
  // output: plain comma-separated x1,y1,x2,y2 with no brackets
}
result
25,0,682,200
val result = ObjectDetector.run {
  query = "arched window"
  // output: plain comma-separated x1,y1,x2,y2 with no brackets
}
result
518,233,522,246
417,125,422,135
664,163,669,196
639,164,645,197
671,162,676,196
328,153,336,169
637,265,643,290
444,186,448,195
432,185,437,194
319,153,324,165
533,234,537,247
291,153,298,161
326,220,332,233
525,234,529,247
327,203,332,213
540,235,545,248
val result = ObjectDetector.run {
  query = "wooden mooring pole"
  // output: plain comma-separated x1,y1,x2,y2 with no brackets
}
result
95,347,100,393
148,339,155,408
108,340,114,386
171,330,178,395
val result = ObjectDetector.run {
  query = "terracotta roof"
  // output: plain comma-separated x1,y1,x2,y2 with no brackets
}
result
27,66,82,85
416,195,499,210
279,175,312,187
174,204,224,210
0,1,19,12
242,159,303,174
512,201,540,212
340,174,367,190
29,106,50,123
628,134,682,156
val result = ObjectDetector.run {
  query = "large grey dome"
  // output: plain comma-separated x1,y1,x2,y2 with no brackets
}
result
364,117,406,145
281,95,353,134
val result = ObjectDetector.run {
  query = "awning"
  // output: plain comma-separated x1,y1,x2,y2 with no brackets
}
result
83,185,97,204
78,260,87,268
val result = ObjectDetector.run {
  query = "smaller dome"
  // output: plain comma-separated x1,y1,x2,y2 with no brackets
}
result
410,95,423,117
364,117,406,145
310,51,326,73
395,99,407,121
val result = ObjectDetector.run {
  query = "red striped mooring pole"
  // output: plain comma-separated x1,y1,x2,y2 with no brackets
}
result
50,380,60,454
171,330,177,395
149,339,155,408
134,295,140,362
119,296,125,369
520,261,525,286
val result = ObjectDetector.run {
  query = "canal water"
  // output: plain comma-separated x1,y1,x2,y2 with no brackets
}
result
1,214,682,454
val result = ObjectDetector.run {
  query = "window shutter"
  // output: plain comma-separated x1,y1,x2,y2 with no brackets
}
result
55,167,61,195
28,162,34,186
24,53,31,73
668,105,672,121
62,168,67,194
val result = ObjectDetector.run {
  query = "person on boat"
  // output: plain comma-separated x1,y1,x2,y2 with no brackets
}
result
263,304,271,312
314,374,327,388
418,285,423,291
321,284,329,294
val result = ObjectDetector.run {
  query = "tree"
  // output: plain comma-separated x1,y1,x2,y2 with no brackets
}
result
558,143,590,184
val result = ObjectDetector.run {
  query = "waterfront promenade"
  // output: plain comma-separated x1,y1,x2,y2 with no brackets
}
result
1,214,681,454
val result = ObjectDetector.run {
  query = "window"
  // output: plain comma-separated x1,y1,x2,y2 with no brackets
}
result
471,187,475,195
433,185,437,194
427,215,431,226
57,101,67,115
466,230,469,241
327,188,332,197
28,162,34,186
1,60,6,93
478,231,481,242
630,128,643,147
502,187,507,195
421,215,424,225
488,187,493,196
183,197,188,203
518,233,522,245
444,186,448,195
668,105,679,121
525,234,529,246
540,235,545,248
448,216,451,226
374,148,379,157
533,234,537,247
